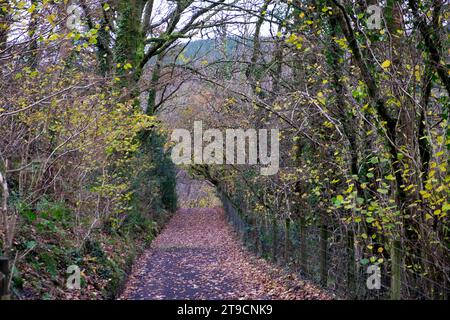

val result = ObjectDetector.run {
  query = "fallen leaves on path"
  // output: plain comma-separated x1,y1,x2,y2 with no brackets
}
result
120,208,331,300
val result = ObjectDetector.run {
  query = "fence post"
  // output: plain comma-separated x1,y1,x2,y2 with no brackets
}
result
271,215,277,263
254,214,261,256
251,212,258,251
284,218,291,263
262,213,269,255
346,230,356,299
320,221,328,287
299,217,307,274
0,256,10,300
390,239,402,299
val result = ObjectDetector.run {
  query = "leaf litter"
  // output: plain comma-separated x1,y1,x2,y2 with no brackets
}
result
120,208,331,300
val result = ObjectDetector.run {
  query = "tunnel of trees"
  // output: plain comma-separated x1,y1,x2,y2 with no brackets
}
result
0,0,449,299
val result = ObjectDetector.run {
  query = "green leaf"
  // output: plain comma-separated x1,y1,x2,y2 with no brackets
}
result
369,157,379,164
26,241,37,250
385,174,395,181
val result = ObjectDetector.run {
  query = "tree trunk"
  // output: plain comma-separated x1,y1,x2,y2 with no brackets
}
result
390,240,402,299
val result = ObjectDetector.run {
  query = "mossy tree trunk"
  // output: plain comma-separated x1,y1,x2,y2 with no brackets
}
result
115,0,146,88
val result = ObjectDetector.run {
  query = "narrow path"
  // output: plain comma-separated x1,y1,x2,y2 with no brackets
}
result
120,208,329,300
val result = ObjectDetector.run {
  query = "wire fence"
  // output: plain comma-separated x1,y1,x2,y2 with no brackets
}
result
219,191,449,300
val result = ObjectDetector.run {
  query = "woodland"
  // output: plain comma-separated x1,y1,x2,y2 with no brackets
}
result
0,0,449,300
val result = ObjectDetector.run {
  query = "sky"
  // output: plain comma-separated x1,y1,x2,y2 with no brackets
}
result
149,0,281,40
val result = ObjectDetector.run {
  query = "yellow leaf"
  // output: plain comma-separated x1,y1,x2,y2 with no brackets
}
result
47,14,56,26
381,60,391,70
28,3,36,13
